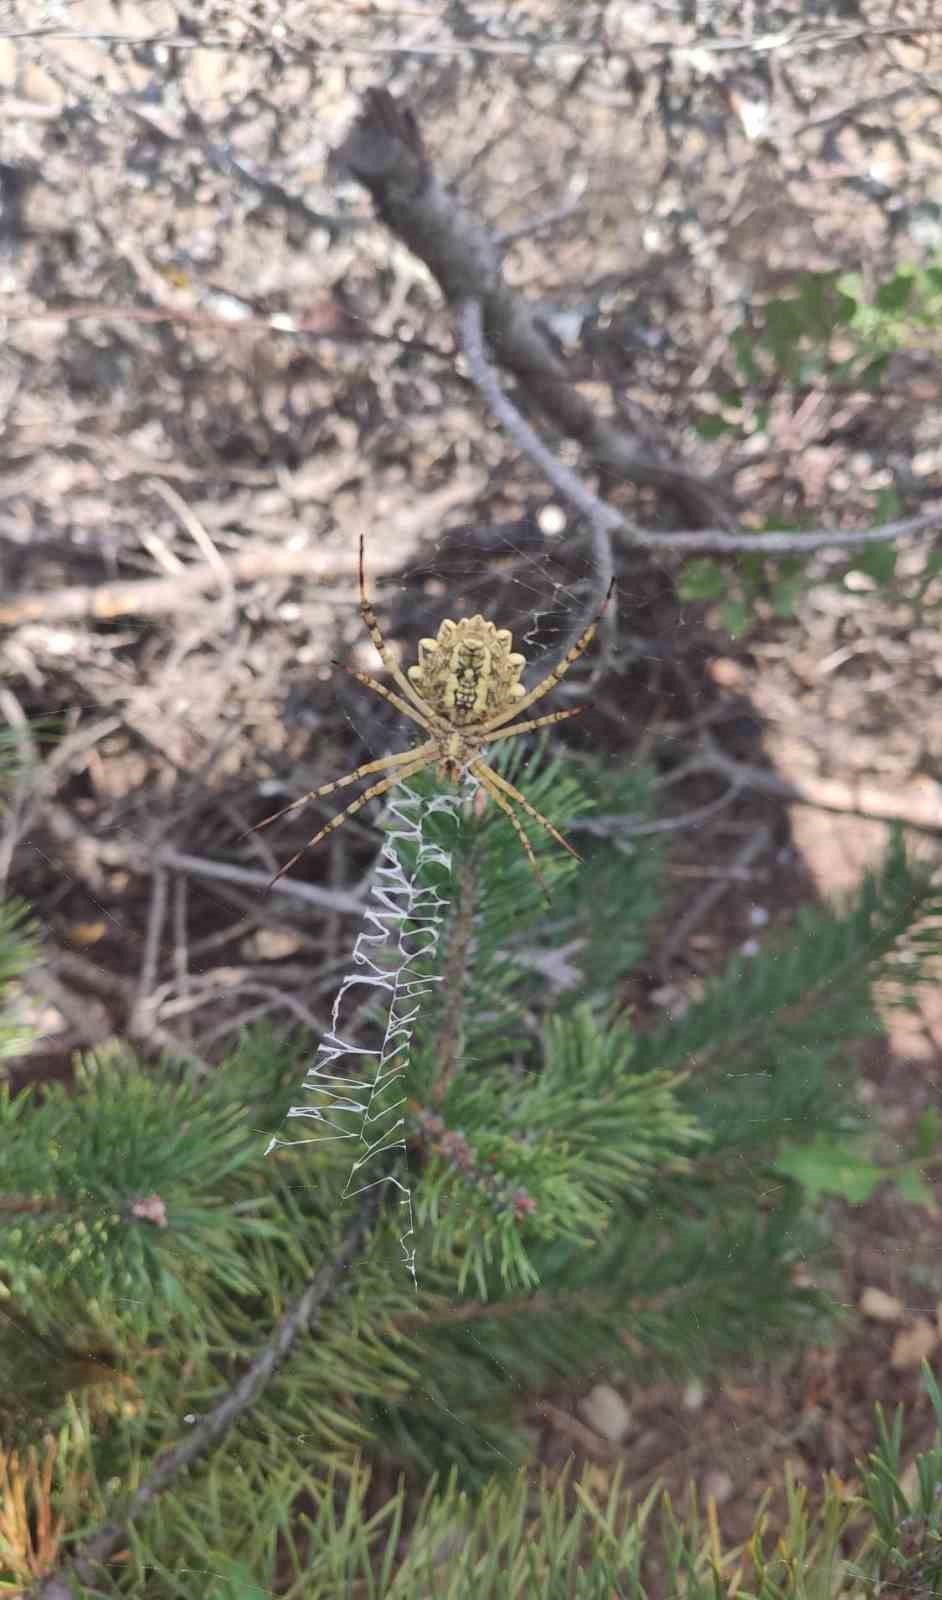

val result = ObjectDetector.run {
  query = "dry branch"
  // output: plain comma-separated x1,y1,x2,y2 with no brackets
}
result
0,547,319,627
0,468,479,628
334,88,732,529
456,298,942,559
335,91,942,560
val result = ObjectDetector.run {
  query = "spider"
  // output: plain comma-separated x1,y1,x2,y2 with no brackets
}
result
255,536,614,896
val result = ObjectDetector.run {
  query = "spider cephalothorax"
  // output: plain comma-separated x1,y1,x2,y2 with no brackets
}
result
255,537,614,896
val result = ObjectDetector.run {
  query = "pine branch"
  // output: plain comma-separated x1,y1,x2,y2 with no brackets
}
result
30,1191,380,1600
8,742,942,1584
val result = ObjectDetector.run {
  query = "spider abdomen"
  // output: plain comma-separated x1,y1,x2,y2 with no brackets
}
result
408,614,526,725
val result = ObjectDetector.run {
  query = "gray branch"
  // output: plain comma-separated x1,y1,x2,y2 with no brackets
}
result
456,298,616,608
456,299,942,558
336,89,942,558
334,88,732,529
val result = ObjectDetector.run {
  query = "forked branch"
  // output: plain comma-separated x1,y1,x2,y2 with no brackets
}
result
336,89,942,561
334,88,731,529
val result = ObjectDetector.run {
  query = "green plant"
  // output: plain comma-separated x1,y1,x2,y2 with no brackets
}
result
683,257,942,639
3,748,941,1592
775,1107,941,1212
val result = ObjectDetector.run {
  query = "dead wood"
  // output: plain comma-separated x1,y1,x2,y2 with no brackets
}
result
334,88,734,529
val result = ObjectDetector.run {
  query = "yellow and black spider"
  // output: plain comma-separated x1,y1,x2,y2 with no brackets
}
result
257,536,614,894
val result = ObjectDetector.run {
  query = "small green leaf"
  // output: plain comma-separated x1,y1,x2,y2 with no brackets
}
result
875,272,915,313
678,558,727,602
740,551,766,584
854,542,897,586
765,298,803,342
771,575,804,618
893,1166,936,1211
798,272,843,338
874,486,903,522
775,1135,885,1204
718,599,751,639
693,412,736,440
730,328,762,384
764,298,805,369
912,1108,942,1161
859,354,890,387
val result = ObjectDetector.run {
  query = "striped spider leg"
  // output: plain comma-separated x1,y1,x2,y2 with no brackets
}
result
465,577,616,895
254,743,437,887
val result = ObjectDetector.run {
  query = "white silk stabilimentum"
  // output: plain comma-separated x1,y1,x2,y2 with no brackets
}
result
265,784,459,1284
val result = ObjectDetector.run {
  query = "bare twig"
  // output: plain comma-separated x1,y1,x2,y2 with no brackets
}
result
0,300,452,363
533,1400,621,1463
591,724,942,845
495,202,585,247
0,548,299,626
0,477,478,629
14,798,366,918
634,510,942,554
457,298,620,566
0,544,393,628
28,964,112,1051
156,849,365,916
457,298,616,659
132,866,169,1038
0,709,123,887
149,480,234,604
568,783,745,840
693,731,942,833
8,23,942,58
49,948,215,1072
171,874,191,1033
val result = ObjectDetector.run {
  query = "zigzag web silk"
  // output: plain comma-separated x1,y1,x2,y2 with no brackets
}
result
265,783,461,1285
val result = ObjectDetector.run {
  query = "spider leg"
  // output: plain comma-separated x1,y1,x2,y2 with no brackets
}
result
482,705,584,743
470,761,552,904
332,660,435,731
479,577,615,734
267,755,434,888
248,742,437,837
359,534,447,726
472,758,582,862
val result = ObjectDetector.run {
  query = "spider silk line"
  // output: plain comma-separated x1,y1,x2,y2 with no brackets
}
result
265,784,459,1286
